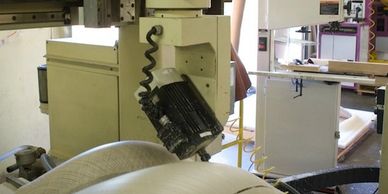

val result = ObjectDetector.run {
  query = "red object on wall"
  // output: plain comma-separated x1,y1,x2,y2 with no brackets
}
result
231,46,252,102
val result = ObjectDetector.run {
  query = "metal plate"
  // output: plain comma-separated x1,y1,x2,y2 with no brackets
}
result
120,0,136,23
0,12,64,24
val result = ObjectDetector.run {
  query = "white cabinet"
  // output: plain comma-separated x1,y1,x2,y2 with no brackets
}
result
321,34,357,61
257,78,340,175
47,39,120,159
319,24,369,62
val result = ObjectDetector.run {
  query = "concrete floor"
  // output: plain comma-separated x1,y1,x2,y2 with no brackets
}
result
341,89,376,112
337,130,380,194
212,88,382,194
338,89,381,194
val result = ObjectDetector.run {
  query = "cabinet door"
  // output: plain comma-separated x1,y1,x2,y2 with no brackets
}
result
333,35,356,61
321,34,334,59
261,79,340,175
48,64,119,159
376,16,386,36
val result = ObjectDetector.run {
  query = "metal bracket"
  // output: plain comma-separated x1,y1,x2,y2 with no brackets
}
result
5,174,29,188
293,79,304,99
120,0,136,23
0,12,65,25
335,131,341,139
376,104,384,110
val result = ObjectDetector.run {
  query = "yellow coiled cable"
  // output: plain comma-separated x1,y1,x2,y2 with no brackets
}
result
226,117,276,178
368,0,377,60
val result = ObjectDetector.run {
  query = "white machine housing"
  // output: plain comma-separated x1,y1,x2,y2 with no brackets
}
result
256,0,346,175
259,0,344,29
344,0,366,19
44,0,231,160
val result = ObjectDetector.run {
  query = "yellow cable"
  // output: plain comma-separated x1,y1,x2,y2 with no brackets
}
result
230,101,275,175
221,118,240,149
247,145,262,163
238,137,276,177
368,0,376,60
262,166,276,179
271,179,281,187
252,156,268,166
270,179,289,194
238,137,273,173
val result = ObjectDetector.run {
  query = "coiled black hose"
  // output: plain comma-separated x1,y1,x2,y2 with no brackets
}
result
139,26,163,100
138,26,163,118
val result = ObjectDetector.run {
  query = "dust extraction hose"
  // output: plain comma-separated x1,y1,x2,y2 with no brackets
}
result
0,145,34,162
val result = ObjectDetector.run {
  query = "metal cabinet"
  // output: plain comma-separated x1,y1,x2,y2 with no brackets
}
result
319,23,369,62
257,78,340,175
46,39,119,159
321,34,357,60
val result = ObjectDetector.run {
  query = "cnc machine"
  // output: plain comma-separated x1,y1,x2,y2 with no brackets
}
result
44,0,231,161
0,0,386,193
2,0,231,161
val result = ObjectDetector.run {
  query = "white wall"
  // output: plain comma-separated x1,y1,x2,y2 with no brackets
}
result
0,28,51,170
225,0,258,72
274,28,303,63
224,1,258,130
239,0,258,73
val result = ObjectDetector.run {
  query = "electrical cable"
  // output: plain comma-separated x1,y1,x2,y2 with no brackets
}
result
372,187,378,194
0,31,17,47
139,25,163,100
237,136,275,176
138,25,163,118
6,31,17,39
227,117,240,133
138,26,212,162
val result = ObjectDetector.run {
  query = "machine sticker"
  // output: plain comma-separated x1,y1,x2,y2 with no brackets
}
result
200,131,212,138
259,37,268,52
320,0,340,15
